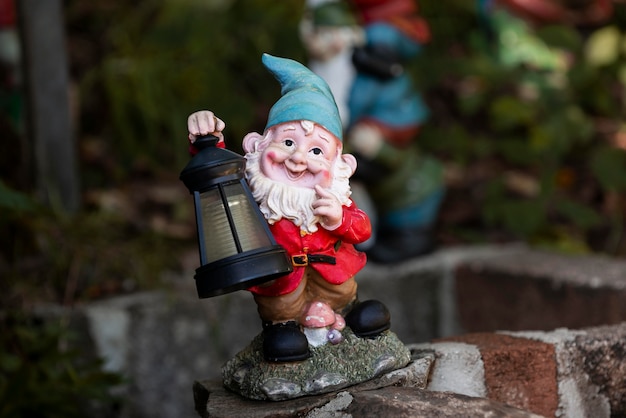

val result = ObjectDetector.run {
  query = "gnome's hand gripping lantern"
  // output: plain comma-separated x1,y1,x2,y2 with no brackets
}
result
183,54,411,401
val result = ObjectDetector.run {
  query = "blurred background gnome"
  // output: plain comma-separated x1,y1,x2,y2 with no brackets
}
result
299,0,365,126
187,54,391,363
345,0,446,263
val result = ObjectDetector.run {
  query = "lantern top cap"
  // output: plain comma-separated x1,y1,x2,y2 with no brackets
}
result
192,134,220,151
179,136,244,193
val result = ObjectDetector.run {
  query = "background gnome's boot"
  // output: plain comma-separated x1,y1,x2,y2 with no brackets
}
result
345,300,390,338
262,321,310,362
366,225,435,264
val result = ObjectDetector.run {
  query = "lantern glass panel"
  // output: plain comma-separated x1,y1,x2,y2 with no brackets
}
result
199,188,237,263
222,182,272,251
198,182,272,264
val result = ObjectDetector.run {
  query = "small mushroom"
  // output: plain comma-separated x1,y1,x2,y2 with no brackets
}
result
332,313,346,331
301,301,336,328
301,301,345,347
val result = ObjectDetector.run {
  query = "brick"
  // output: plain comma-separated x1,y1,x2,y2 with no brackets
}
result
455,249,626,332
442,333,559,417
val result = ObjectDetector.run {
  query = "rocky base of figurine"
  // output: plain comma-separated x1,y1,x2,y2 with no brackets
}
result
222,327,411,401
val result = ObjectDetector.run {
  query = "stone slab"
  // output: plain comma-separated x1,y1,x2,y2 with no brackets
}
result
195,347,543,417
194,380,544,418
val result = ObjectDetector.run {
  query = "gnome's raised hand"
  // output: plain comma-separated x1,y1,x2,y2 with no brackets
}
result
313,185,343,230
187,110,225,145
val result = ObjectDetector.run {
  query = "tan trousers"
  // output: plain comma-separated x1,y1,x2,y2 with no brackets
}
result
254,268,358,323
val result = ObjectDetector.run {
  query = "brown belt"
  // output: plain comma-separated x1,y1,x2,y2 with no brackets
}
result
291,254,336,267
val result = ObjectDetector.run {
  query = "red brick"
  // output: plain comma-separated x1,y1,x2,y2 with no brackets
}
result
455,265,626,332
442,333,558,417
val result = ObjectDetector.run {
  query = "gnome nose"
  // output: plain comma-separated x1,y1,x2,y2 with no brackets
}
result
290,149,307,165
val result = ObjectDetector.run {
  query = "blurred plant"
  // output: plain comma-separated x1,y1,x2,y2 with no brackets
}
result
0,181,162,416
414,1,626,254
0,178,185,310
56,0,626,260
68,0,305,185
2,1,264,309
0,313,124,418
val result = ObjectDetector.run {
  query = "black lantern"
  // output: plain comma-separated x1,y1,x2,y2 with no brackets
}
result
180,134,293,298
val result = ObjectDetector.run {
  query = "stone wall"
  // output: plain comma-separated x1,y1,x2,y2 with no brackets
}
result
455,249,626,332
69,244,626,417
412,323,626,417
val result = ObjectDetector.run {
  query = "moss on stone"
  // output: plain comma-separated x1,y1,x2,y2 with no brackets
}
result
222,328,411,401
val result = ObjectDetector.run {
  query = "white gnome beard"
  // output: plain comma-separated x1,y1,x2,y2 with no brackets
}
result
245,148,353,234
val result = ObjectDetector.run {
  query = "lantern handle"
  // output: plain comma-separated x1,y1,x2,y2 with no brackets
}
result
192,134,220,151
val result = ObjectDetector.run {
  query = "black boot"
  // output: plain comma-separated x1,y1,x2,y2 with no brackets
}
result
262,321,310,363
345,300,391,338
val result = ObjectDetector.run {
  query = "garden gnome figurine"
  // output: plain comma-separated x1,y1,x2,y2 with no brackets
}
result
187,54,410,400
346,0,446,263
187,54,399,369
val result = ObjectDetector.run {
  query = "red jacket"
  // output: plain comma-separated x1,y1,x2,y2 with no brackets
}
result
248,201,371,296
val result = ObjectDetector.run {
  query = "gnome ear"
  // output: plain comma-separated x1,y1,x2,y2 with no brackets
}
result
242,131,265,154
340,153,357,176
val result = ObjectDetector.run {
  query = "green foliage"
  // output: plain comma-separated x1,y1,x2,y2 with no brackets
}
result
415,3,626,251
72,0,305,179
56,1,626,258
590,145,626,192
0,173,183,310
0,314,123,418
1,206,183,309
0,180,37,212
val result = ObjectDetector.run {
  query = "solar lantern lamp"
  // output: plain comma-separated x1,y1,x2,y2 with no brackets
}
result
179,134,292,298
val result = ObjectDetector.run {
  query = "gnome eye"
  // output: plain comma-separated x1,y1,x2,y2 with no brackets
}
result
284,139,295,147
310,147,323,156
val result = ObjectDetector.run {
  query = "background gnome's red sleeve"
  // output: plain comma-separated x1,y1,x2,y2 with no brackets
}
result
248,200,371,297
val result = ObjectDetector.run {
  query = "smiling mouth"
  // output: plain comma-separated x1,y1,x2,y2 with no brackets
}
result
286,169,305,181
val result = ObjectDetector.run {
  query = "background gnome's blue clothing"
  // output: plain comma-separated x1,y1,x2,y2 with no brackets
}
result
348,22,429,131
262,53,343,141
347,21,443,231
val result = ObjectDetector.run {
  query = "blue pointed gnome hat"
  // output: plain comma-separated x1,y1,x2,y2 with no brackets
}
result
263,53,343,141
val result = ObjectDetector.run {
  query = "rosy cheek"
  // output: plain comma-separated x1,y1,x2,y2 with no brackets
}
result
262,151,281,172
321,170,332,185
260,152,276,176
